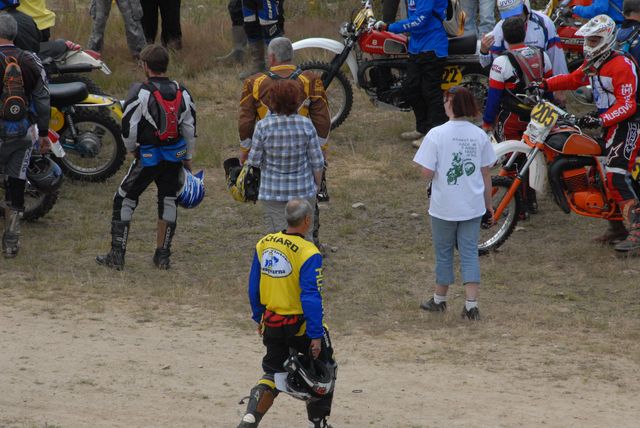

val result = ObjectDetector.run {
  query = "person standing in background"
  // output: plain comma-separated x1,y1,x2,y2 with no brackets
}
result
216,0,248,65
461,0,495,38
87,0,146,59
17,0,55,42
140,0,183,50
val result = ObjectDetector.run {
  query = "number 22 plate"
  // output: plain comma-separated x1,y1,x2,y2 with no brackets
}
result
440,65,462,90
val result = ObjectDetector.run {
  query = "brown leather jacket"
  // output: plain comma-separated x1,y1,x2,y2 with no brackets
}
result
238,64,330,156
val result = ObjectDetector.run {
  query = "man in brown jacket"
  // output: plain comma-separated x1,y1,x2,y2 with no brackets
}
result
238,36,330,250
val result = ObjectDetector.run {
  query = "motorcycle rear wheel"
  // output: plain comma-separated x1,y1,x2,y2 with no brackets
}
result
49,73,106,95
460,72,489,111
478,176,523,256
56,109,126,182
299,61,353,130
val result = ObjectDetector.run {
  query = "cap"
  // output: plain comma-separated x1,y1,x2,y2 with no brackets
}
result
498,0,524,19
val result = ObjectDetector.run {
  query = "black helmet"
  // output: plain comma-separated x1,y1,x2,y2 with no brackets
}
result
27,156,63,193
279,354,337,401
0,1,20,11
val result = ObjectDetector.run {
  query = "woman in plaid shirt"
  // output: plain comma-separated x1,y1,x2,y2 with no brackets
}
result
246,79,324,241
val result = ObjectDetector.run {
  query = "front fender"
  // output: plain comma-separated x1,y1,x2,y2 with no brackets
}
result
492,140,547,193
292,37,359,83
76,94,123,118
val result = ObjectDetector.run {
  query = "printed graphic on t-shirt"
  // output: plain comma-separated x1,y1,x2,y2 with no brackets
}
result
261,249,293,278
446,141,477,185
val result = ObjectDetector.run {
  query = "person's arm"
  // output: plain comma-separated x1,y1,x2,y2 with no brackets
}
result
179,86,197,161
387,1,434,34
27,53,50,139
248,250,265,324
600,56,638,127
246,121,264,167
545,66,588,92
121,83,145,153
572,0,610,20
239,77,258,162
306,120,325,186
482,56,507,128
307,73,331,146
299,253,324,339
481,166,494,217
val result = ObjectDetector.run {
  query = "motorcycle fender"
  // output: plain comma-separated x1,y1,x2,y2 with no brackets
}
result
529,151,547,193
65,50,112,75
292,38,359,84
492,139,532,160
76,94,123,118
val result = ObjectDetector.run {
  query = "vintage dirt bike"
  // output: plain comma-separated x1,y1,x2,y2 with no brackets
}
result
478,92,640,255
48,82,125,182
292,0,488,130
39,39,111,95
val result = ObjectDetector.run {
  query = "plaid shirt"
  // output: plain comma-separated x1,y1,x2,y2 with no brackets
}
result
247,114,324,201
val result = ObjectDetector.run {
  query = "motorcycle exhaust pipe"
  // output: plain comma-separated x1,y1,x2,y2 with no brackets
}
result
548,155,596,214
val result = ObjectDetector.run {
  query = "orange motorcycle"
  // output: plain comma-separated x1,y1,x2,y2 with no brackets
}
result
479,94,640,255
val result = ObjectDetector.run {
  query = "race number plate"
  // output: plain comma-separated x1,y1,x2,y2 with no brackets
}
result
441,65,463,90
526,101,560,142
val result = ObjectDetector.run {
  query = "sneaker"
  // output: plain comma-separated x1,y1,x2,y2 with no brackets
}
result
420,297,446,312
461,306,481,320
401,130,425,141
411,138,424,149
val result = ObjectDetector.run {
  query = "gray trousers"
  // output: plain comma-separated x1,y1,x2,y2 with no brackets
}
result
261,197,317,243
88,0,147,55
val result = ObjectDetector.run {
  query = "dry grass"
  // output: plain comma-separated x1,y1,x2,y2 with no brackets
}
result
1,0,639,382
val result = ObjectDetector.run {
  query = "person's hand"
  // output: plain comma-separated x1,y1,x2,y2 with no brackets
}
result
373,20,387,31
524,80,547,92
37,136,51,154
561,7,574,19
256,322,263,337
310,338,322,359
240,150,248,165
480,33,494,55
481,207,495,229
182,159,192,171
64,40,82,51
578,113,602,129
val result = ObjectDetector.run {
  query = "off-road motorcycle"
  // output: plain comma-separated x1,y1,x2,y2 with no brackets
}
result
39,39,111,95
478,90,640,255
49,82,125,182
0,153,62,221
292,0,488,130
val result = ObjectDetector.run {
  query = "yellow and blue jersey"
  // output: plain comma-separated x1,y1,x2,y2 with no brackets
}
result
248,231,324,338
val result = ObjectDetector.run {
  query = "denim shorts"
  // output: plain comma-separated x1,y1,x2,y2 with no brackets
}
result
430,215,482,286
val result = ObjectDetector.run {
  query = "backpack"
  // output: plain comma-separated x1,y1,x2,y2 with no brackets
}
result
0,51,28,122
435,0,466,38
502,47,546,116
254,68,312,119
144,80,183,144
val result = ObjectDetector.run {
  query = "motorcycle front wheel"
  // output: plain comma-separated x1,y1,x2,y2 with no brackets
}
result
478,176,523,256
0,183,59,221
56,109,126,182
299,61,353,130
460,72,489,111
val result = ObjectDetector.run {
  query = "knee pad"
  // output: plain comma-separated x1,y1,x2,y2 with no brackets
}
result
241,381,278,425
159,196,177,223
113,193,137,222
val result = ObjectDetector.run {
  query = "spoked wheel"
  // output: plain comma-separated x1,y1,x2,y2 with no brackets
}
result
478,176,523,255
56,109,125,182
49,74,106,95
23,183,59,221
460,72,489,111
299,60,353,130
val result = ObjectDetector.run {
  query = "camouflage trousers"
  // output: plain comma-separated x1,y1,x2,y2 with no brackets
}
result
87,0,147,56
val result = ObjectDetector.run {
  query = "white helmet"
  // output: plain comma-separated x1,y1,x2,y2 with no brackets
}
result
498,0,531,19
576,15,617,69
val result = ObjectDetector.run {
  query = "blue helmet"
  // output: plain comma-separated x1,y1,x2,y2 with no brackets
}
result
177,168,205,209
0,0,20,10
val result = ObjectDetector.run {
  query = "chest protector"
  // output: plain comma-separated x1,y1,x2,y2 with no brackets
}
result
502,47,545,117
253,68,311,119
144,80,183,145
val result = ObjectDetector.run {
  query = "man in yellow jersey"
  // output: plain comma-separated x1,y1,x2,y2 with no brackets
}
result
238,199,336,428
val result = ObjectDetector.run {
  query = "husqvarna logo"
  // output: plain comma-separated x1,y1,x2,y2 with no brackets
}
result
621,83,633,97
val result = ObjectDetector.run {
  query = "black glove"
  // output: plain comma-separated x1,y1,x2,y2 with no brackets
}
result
578,113,602,129
561,7,574,19
481,210,493,229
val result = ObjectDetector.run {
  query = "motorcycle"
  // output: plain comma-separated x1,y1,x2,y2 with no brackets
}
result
49,82,126,182
292,0,488,130
0,153,63,221
39,39,111,95
478,90,640,255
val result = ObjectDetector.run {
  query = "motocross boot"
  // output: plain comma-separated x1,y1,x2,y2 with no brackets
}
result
216,26,247,65
153,220,176,269
237,384,276,428
2,207,22,258
238,41,265,80
308,417,333,428
615,201,640,253
95,221,129,270
592,220,628,245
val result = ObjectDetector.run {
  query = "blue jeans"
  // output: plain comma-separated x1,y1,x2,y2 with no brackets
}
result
430,215,482,286
461,0,495,37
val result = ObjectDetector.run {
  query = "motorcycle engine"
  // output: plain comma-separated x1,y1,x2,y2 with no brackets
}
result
359,58,411,110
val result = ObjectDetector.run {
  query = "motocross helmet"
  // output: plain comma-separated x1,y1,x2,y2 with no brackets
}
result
27,156,63,193
278,354,337,401
177,168,205,209
0,0,20,10
576,15,617,69
498,0,530,19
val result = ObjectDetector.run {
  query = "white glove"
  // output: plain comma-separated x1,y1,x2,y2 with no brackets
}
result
374,20,387,31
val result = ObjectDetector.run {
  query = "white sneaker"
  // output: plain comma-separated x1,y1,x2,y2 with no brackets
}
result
400,130,425,141
411,138,423,149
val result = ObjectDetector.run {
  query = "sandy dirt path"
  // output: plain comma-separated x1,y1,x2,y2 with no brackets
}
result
1,300,639,428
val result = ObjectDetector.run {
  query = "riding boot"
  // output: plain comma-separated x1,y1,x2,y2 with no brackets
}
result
237,384,276,428
95,221,129,270
216,25,247,65
153,220,176,269
592,220,628,245
238,41,265,80
614,201,640,252
2,207,22,258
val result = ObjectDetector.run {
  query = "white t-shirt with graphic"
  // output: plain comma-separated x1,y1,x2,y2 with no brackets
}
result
413,120,497,221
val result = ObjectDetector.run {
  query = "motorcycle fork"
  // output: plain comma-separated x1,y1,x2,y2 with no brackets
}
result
324,38,355,88
494,147,540,221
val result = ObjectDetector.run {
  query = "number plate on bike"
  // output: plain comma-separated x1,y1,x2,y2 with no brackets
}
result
440,65,463,90
526,101,561,142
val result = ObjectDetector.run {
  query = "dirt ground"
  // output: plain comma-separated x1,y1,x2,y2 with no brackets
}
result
1,297,639,428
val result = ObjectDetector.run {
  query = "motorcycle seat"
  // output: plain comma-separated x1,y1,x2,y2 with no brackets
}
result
49,82,89,108
448,34,478,56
